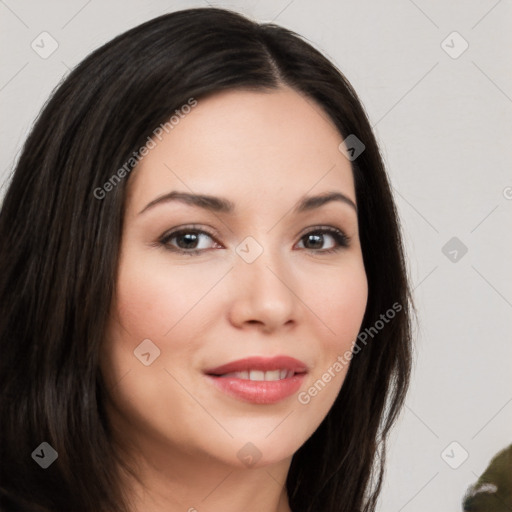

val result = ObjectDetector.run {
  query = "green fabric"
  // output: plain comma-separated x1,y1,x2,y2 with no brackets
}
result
462,444,512,511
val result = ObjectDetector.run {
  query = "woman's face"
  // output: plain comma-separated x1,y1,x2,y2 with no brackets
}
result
101,87,368,470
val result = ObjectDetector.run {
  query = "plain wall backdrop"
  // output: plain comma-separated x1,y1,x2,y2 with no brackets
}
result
1,1,511,510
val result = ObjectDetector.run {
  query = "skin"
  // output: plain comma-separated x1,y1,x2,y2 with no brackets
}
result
100,87,368,512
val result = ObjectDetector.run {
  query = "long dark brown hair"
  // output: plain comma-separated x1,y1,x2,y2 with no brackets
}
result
0,7,413,512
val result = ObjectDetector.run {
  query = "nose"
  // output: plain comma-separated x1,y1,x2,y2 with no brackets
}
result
227,248,300,333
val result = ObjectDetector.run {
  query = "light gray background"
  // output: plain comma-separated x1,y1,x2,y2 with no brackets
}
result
1,1,511,510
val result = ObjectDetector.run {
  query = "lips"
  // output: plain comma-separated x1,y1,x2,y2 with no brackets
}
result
204,356,308,377
218,369,294,381
204,356,308,404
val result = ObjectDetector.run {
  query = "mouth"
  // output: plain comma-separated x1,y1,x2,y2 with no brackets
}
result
203,356,308,404
210,369,299,380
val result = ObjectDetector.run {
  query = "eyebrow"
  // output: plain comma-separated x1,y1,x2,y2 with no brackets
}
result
138,190,357,215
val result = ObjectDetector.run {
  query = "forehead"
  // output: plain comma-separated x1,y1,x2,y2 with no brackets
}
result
126,87,355,213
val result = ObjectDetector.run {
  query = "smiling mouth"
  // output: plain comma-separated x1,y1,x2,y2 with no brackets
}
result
203,355,309,376
203,355,308,404
209,369,300,381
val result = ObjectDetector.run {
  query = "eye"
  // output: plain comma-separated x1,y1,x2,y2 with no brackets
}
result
296,227,350,254
158,227,220,255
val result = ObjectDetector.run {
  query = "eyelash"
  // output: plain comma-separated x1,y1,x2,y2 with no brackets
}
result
156,225,351,256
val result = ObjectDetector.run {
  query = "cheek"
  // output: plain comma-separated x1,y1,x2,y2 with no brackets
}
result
101,252,216,436
113,252,216,340
101,255,192,391
104,249,230,394
297,261,367,411
307,260,368,350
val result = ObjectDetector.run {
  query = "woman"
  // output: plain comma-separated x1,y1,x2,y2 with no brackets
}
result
0,7,413,512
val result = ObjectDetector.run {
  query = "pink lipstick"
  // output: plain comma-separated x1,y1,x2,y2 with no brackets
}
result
204,356,308,404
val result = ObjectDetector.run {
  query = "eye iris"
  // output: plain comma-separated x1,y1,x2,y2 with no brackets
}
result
305,233,323,249
177,233,199,249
